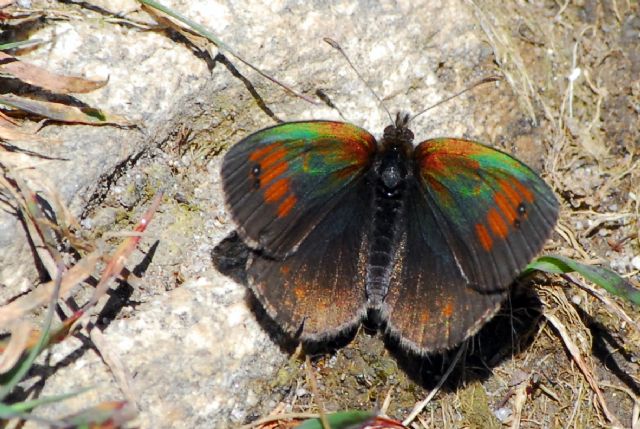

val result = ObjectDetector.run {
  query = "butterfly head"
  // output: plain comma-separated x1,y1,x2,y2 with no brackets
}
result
382,111,414,154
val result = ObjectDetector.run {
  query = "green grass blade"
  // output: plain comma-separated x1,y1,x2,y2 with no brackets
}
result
295,411,374,429
137,0,233,53
0,39,43,50
0,386,93,417
0,264,63,401
525,254,640,305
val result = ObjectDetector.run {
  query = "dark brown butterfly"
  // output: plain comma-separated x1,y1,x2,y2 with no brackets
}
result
221,113,558,354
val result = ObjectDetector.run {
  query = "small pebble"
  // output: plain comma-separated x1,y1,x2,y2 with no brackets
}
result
494,407,511,422
631,255,640,271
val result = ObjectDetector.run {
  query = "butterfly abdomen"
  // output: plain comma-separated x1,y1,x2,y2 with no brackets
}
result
365,144,410,308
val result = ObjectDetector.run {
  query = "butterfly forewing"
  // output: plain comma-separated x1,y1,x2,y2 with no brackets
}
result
413,138,559,290
222,121,377,257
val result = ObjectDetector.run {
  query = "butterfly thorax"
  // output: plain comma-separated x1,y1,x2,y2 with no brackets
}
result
365,122,414,311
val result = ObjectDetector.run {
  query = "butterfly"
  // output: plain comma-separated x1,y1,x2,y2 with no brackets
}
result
221,112,558,355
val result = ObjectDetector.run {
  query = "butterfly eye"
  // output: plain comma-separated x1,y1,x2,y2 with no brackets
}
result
400,128,414,143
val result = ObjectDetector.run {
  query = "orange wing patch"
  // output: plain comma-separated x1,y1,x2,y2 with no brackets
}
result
475,223,493,251
278,195,297,218
487,208,509,239
476,176,535,251
249,142,298,218
494,192,517,224
264,178,291,203
442,300,454,318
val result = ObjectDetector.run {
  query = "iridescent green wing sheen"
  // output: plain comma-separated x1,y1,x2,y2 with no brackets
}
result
383,138,558,353
222,121,377,257
412,138,558,290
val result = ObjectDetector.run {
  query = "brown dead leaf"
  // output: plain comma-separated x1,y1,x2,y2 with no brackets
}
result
141,4,210,50
0,111,17,126
0,52,107,94
0,123,53,143
0,93,133,126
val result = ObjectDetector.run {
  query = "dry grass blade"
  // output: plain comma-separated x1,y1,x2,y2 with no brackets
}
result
68,193,164,410
510,381,527,429
89,328,139,411
0,111,18,126
0,174,59,278
85,191,163,309
403,342,466,426
544,312,622,428
138,0,319,105
304,355,329,429
0,321,31,373
0,52,107,94
0,93,133,126
0,123,53,143
0,251,99,328
563,273,640,335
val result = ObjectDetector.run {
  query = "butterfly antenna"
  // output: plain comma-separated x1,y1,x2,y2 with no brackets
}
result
324,37,394,124
408,76,501,124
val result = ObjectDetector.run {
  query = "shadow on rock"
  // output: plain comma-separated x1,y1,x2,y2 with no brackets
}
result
385,282,543,390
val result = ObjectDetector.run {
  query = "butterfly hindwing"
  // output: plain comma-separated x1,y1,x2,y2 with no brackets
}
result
383,138,558,353
248,173,373,341
222,121,377,257
383,178,506,352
